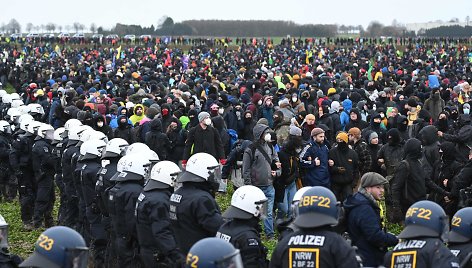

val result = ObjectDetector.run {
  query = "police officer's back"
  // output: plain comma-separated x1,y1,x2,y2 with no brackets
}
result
135,160,184,267
107,153,148,267
0,215,22,268
384,200,459,268
217,185,269,268
448,207,472,268
270,186,360,268
169,152,224,254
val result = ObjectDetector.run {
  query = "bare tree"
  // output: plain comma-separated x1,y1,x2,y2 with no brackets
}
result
46,23,56,33
65,25,71,33
26,23,34,33
58,25,63,33
73,22,80,33
79,23,85,32
90,23,97,33
6,19,21,34
466,16,470,26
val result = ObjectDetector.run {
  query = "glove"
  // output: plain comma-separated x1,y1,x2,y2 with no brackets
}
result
220,159,227,165
181,160,187,169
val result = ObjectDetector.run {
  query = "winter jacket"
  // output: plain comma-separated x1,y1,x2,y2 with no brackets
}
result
345,108,369,131
328,144,358,185
423,94,445,121
299,139,330,187
242,124,279,187
344,192,398,267
145,119,171,160
183,123,225,161
340,99,352,130
273,120,290,147
129,104,145,126
352,140,372,176
419,125,440,175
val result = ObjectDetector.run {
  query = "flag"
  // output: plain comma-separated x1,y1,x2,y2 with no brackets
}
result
116,46,121,60
164,52,171,67
458,93,464,104
367,59,374,81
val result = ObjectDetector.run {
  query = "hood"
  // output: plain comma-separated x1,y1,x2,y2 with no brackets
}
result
439,141,457,161
404,138,422,160
343,192,370,211
387,128,401,145
150,118,163,132
418,125,438,146
117,115,128,127
253,124,269,140
161,103,173,117
349,108,362,122
117,106,127,116
212,116,225,131
342,99,352,113
133,104,145,114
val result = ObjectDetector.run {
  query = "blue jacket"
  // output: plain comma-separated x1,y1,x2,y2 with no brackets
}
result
299,140,330,187
344,192,398,267
48,98,63,129
340,99,352,130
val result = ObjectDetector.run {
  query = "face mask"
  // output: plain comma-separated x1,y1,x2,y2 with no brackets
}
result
264,133,272,142
380,113,385,118
97,122,104,127
292,97,298,102
464,109,470,115
106,85,111,89
218,108,224,115
204,118,212,126
257,100,263,106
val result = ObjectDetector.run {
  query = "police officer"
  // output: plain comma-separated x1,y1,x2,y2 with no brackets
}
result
135,160,184,268
185,237,244,268
0,214,22,268
217,185,269,268
9,119,39,230
31,123,56,228
61,121,84,228
169,152,224,254
276,186,312,241
79,139,107,266
448,207,472,268
270,186,360,268
0,121,14,202
384,200,459,268
19,226,89,268
97,138,128,267
51,127,66,225
108,153,149,268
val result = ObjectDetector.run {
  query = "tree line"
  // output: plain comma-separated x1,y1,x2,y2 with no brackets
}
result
2,18,472,37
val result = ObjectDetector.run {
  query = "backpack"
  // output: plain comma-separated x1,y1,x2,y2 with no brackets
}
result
133,121,148,143
227,129,238,152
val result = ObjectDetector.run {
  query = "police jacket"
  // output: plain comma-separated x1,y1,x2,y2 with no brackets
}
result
270,227,360,268
0,134,11,163
384,237,459,268
169,181,224,254
51,142,64,174
344,191,398,267
108,180,143,238
135,188,178,254
62,145,80,184
449,242,472,268
9,133,33,169
216,218,268,268
79,159,101,209
97,158,119,217
31,139,54,180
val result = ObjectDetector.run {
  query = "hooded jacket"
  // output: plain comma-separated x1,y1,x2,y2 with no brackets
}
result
110,107,132,129
377,128,404,177
418,125,440,174
344,191,398,267
145,119,170,160
129,104,145,126
391,138,427,208
424,93,445,121
113,115,135,144
345,108,369,131
242,124,279,187
340,99,352,130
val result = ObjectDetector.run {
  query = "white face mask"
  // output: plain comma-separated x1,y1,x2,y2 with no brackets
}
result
264,133,272,142
292,97,298,102
464,109,470,115
218,108,224,115
380,113,385,118
97,122,104,127
258,100,263,106
204,118,212,126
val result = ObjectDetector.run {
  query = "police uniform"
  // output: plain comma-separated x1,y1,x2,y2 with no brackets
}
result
79,157,106,266
61,143,80,227
270,228,359,268
135,187,182,267
108,179,143,267
169,182,224,254
0,132,14,202
0,251,22,268
449,243,472,268
216,218,268,268
71,150,89,239
384,238,459,268
31,138,55,228
9,133,36,226
52,139,65,225
384,200,459,268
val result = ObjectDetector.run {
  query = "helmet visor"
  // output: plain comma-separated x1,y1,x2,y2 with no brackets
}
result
215,249,244,268
0,225,8,248
208,165,222,190
256,200,268,219
64,247,89,268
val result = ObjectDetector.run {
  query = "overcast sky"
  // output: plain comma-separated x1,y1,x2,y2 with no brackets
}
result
2,0,472,31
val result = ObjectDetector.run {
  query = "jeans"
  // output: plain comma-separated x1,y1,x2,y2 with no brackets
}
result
276,181,297,220
259,185,275,237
